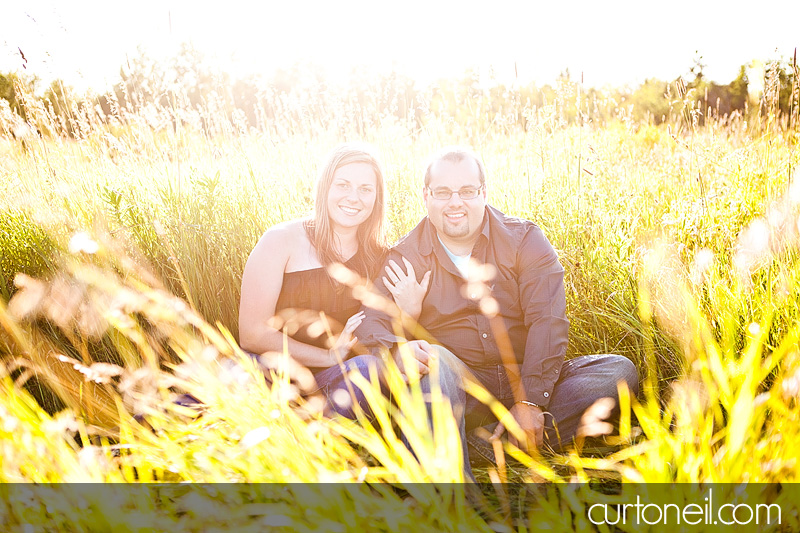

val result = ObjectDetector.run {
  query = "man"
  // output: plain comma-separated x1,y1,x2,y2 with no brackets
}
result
356,146,638,480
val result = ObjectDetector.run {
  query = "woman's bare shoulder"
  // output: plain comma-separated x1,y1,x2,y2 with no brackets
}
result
248,219,316,273
256,219,309,247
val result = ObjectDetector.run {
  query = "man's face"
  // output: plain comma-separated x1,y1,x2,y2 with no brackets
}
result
423,158,487,245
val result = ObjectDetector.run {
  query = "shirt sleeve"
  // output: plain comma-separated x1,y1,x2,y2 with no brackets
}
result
354,249,406,356
517,226,569,409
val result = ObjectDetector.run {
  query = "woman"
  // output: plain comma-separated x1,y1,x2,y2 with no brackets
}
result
239,143,415,417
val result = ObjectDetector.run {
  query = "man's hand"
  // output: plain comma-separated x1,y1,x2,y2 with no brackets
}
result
491,402,545,452
393,339,436,380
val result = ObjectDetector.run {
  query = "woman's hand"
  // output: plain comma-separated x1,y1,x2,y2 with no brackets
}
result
382,257,431,320
328,311,364,363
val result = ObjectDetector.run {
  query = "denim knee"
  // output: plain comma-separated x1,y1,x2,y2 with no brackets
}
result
563,353,638,401
344,354,384,377
610,355,639,397
322,355,384,418
594,354,639,404
425,346,467,396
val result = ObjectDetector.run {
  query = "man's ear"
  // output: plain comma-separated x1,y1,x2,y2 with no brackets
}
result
422,186,429,201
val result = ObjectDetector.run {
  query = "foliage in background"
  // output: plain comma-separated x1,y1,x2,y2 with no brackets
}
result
2,47,798,139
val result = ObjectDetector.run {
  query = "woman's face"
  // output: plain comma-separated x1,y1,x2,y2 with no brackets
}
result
326,162,378,232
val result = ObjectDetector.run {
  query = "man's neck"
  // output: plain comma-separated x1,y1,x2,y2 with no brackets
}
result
437,233,478,257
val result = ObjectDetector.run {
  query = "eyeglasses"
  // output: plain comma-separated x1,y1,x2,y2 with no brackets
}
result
426,185,484,201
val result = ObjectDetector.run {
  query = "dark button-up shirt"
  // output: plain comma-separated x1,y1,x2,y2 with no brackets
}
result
357,204,569,408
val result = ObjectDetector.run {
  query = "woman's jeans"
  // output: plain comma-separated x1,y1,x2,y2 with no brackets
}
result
310,355,386,419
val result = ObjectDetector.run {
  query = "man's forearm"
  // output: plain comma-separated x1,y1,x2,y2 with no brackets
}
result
518,260,569,408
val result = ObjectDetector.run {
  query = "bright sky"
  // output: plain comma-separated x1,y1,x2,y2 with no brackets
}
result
2,0,798,94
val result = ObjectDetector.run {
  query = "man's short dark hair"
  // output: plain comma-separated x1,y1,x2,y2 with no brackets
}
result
424,146,487,187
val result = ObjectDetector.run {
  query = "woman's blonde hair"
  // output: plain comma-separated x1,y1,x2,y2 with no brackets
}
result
304,143,387,278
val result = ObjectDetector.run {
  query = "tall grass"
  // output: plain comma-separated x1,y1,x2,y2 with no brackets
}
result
1,64,799,527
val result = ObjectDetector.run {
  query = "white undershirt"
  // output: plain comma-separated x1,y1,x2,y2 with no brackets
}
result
438,236,470,278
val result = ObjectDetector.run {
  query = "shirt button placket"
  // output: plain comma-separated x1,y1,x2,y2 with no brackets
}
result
477,316,491,354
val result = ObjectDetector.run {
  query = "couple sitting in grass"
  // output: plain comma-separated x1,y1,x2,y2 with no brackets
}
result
238,143,638,481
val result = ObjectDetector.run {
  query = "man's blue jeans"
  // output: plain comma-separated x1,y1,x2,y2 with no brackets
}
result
311,348,638,481
424,347,639,481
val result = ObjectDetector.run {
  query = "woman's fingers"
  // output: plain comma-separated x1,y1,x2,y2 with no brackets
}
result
385,264,401,283
331,333,358,359
420,270,432,292
330,313,362,361
386,258,427,288
344,319,362,333
345,311,365,325
344,323,360,335
401,257,417,280
389,259,416,284
382,276,399,294
342,312,364,334
388,260,403,279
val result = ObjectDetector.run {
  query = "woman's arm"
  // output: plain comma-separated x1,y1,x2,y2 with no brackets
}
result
238,223,344,368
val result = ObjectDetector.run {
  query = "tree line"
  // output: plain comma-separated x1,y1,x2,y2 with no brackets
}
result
1,45,798,140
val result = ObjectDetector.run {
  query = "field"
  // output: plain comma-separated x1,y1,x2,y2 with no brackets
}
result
1,72,800,529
